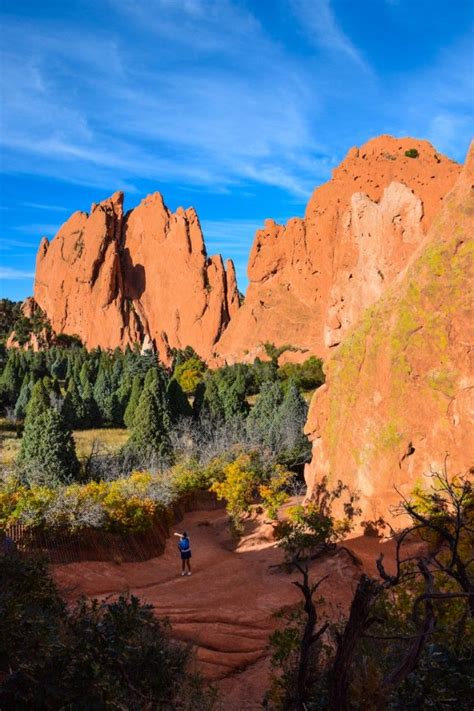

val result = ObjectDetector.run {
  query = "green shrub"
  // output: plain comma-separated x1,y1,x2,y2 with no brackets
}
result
405,148,419,158
0,553,214,709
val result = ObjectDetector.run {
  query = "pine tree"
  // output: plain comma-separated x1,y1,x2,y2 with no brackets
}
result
93,368,113,424
102,391,123,427
0,351,22,405
115,372,132,423
124,374,143,429
128,386,172,462
82,380,100,428
51,355,67,380
62,379,85,429
19,407,80,485
274,381,311,465
167,378,192,421
14,375,33,420
24,379,51,422
246,380,284,451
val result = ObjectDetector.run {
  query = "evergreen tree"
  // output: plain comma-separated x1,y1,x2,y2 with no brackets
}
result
115,372,132,422
62,379,85,429
246,380,284,450
93,368,113,424
30,351,47,381
274,381,311,465
202,364,250,422
192,381,206,419
19,407,80,485
167,378,192,422
0,351,22,405
51,355,67,380
124,374,143,429
128,386,172,462
14,375,33,420
102,391,123,427
82,380,100,428
79,361,92,391
24,379,50,421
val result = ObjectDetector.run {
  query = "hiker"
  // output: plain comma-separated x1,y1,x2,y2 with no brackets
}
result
178,531,192,576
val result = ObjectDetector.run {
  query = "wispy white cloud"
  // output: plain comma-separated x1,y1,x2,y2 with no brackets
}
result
289,0,370,70
0,237,39,249
14,223,61,236
0,4,325,199
21,202,69,212
0,267,35,280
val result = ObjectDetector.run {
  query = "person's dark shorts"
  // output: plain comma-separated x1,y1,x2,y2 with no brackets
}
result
181,551,192,560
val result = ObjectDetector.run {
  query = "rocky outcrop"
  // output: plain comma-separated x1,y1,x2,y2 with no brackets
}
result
33,192,239,361
6,297,55,351
304,141,474,519
215,136,460,363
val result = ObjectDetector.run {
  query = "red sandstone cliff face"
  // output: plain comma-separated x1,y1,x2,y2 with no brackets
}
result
215,136,460,363
304,141,474,519
33,192,239,361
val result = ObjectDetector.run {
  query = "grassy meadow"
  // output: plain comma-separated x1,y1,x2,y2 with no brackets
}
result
0,419,128,466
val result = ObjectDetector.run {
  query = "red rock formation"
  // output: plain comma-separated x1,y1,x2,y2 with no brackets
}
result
304,141,474,520
6,297,54,351
33,191,239,361
215,136,460,363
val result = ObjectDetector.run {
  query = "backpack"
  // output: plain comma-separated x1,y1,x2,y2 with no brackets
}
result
179,537,190,551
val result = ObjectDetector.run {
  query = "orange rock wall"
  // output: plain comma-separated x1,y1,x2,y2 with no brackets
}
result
34,192,239,361
304,142,474,519
215,136,460,363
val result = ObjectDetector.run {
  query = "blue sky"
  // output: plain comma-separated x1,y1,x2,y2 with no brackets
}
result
0,0,473,300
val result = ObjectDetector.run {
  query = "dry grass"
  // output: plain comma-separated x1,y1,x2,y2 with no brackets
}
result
0,420,129,466
0,420,20,465
73,429,129,459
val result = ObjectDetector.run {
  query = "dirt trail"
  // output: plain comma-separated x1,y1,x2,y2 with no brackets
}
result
53,507,402,709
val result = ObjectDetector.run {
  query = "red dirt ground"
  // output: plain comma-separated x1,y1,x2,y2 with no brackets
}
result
53,506,407,710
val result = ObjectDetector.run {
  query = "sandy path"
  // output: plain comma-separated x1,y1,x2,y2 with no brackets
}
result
53,508,399,709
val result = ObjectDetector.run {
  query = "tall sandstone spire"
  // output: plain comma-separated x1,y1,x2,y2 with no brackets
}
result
215,135,460,363
34,191,239,361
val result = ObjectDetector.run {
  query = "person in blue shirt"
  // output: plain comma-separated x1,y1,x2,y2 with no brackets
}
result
178,531,192,576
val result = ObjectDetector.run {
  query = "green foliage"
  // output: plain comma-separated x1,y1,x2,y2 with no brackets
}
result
274,382,311,466
405,148,419,158
0,553,214,709
0,470,177,534
174,355,207,394
127,379,172,462
274,477,360,562
13,375,33,420
19,407,80,486
210,453,262,532
266,603,330,709
0,298,21,344
168,378,193,421
202,363,251,422
61,378,86,429
246,380,284,449
24,378,50,422
262,342,301,366
11,306,52,347
258,465,293,519
277,355,325,391
124,373,143,428
0,351,22,406
250,357,278,391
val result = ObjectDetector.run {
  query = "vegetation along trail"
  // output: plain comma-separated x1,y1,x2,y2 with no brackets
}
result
53,504,407,710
